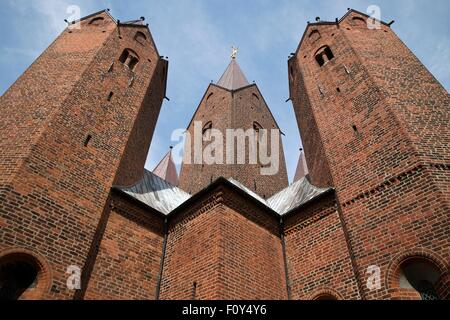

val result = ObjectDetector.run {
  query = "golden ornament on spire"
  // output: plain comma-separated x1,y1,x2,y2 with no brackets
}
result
231,46,238,59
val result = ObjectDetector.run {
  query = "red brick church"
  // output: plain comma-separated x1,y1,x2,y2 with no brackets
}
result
0,8,448,300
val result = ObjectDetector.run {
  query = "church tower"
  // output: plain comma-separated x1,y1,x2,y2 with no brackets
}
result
0,10,167,299
179,54,288,198
289,9,449,299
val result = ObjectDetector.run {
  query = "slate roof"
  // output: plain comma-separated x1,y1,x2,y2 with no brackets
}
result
117,170,190,215
115,172,332,217
217,59,250,90
268,177,331,215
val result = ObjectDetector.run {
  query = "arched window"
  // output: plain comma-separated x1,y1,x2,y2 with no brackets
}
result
253,121,264,141
119,49,140,71
352,17,366,27
315,46,334,67
206,93,214,108
202,121,213,139
399,258,441,300
0,253,42,300
309,30,321,42
252,93,260,109
89,17,105,25
313,294,338,300
134,31,147,45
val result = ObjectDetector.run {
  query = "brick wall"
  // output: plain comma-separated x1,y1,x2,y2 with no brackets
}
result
160,185,288,300
289,11,450,300
179,84,288,198
284,194,360,300
0,12,166,299
84,193,165,300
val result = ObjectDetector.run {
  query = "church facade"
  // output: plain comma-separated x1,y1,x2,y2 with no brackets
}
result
0,9,448,300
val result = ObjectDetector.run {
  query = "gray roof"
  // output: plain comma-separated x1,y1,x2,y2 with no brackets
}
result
116,171,332,217
217,59,250,90
118,170,190,215
268,177,331,215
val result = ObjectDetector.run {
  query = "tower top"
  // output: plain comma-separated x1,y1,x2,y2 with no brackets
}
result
217,58,250,90
231,46,238,59
153,148,179,186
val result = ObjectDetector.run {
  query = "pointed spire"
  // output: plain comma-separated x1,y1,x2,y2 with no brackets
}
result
294,151,309,182
153,147,179,186
217,51,250,90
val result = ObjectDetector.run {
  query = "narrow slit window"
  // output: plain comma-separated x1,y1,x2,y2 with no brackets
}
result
107,92,114,101
84,135,92,147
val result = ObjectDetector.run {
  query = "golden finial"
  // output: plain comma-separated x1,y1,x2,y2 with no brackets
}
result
231,46,238,59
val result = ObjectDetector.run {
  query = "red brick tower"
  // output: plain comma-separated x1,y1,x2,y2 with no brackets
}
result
179,56,288,198
289,9,449,299
0,10,167,299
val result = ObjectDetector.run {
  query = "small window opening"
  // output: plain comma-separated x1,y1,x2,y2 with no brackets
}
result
399,258,441,300
134,32,147,45
89,17,104,25
107,62,114,73
315,54,325,67
253,122,263,133
309,30,321,42
202,122,212,139
84,135,92,147
128,56,139,71
192,282,197,300
353,17,366,27
0,258,39,300
336,87,341,93
119,49,140,71
344,65,351,74
352,125,358,133
314,294,338,300
119,50,129,64
315,46,334,67
107,92,114,101
318,85,324,96
128,77,135,88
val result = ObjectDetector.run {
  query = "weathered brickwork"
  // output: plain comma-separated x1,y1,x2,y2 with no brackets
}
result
289,10,450,300
0,8,448,301
0,11,167,299
179,84,289,198
160,185,287,300
284,194,360,300
84,193,165,300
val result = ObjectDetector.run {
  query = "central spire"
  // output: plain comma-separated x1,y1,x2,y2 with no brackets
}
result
217,48,250,91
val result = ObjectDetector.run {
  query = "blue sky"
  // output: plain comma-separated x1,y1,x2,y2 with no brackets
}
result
1,0,449,182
